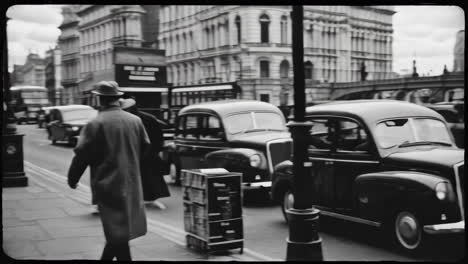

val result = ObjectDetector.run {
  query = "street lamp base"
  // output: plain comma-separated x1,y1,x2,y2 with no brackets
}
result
286,237,323,261
2,172,28,187
286,208,323,261
2,133,28,187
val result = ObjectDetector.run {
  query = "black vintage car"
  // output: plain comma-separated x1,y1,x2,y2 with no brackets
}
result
272,100,464,251
47,105,97,146
164,100,292,192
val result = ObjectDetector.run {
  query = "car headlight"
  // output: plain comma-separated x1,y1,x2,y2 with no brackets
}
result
435,182,448,200
71,126,79,131
249,154,261,168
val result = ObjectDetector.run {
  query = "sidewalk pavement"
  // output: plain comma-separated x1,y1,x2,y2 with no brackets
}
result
2,167,261,261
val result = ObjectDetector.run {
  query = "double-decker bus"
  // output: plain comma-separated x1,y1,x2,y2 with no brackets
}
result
10,86,50,124
83,82,241,126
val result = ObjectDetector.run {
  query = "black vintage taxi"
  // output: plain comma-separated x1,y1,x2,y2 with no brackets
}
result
164,100,292,193
47,105,97,146
271,100,464,251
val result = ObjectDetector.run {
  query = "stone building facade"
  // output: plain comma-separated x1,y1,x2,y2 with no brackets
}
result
45,47,62,105
58,5,81,104
58,5,164,104
158,5,395,106
11,53,46,87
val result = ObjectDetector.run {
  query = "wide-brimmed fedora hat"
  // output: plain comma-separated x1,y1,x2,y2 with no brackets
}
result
119,98,136,110
92,81,123,96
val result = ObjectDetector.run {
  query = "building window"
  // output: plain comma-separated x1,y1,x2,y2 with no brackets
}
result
260,60,270,78
305,61,313,79
235,16,241,45
280,60,289,78
280,15,288,44
259,14,270,43
260,94,270,103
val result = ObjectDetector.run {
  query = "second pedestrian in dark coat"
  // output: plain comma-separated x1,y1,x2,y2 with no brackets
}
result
120,98,171,208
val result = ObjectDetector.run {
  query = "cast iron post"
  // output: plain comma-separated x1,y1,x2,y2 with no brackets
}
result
2,16,28,187
285,6,323,261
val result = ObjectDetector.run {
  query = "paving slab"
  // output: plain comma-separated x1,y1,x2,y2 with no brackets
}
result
17,198,82,210
3,225,51,241
35,236,104,256
45,225,104,239
25,186,47,193
2,200,20,209
15,208,68,221
2,217,38,228
37,215,102,230
2,193,37,200
3,240,43,259
61,205,95,216
32,253,86,260
32,192,65,199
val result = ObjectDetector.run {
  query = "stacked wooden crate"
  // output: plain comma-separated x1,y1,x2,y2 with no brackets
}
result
182,168,243,254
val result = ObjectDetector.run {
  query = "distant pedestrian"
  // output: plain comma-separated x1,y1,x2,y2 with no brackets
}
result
67,81,150,261
120,98,171,209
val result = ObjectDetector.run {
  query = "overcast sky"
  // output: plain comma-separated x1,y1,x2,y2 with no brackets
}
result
6,5,465,76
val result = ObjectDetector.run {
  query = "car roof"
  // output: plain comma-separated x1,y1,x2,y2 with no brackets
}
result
50,105,95,112
306,100,441,123
179,100,283,117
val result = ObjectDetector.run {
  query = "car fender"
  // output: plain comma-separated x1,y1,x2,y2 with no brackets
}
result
271,160,294,202
355,171,455,223
205,148,267,171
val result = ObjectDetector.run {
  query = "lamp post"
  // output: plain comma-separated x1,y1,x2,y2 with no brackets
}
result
2,16,28,187
285,6,323,261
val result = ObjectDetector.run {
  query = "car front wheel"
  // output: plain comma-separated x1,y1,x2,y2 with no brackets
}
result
281,189,294,223
393,210,423,252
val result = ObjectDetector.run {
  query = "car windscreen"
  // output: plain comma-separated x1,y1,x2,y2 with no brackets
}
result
375,118,453,149
62,109,98,122
224,111,286,134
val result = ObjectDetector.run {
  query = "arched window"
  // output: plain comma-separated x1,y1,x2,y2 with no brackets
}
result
280,15,288,44
175,35,179,55
280,60,289,78
235,16,241,45
260,60,270,78
305,61,313,79
259,14,270,43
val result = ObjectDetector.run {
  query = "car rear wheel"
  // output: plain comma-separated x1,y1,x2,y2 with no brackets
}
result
393,210,423,252
281,189,294,223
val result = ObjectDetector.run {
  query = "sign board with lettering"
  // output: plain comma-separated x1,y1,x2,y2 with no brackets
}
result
115,64,167,87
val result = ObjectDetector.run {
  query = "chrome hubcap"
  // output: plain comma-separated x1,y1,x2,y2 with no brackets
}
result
395,212,421,249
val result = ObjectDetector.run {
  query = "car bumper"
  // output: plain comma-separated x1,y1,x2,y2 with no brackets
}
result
242,181,271,190
423,220,465,234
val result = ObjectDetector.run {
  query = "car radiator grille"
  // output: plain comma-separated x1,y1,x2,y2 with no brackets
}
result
267,139,293,172
455,163,464,220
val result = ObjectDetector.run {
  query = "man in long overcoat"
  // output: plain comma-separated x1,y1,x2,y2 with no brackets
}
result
120,98,170,208
67,81,150,261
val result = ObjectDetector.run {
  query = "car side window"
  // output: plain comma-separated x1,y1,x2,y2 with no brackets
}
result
336,119,369,153
307,118,334,151
185,115,199,139
175,116,185,138
200,115,224,140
